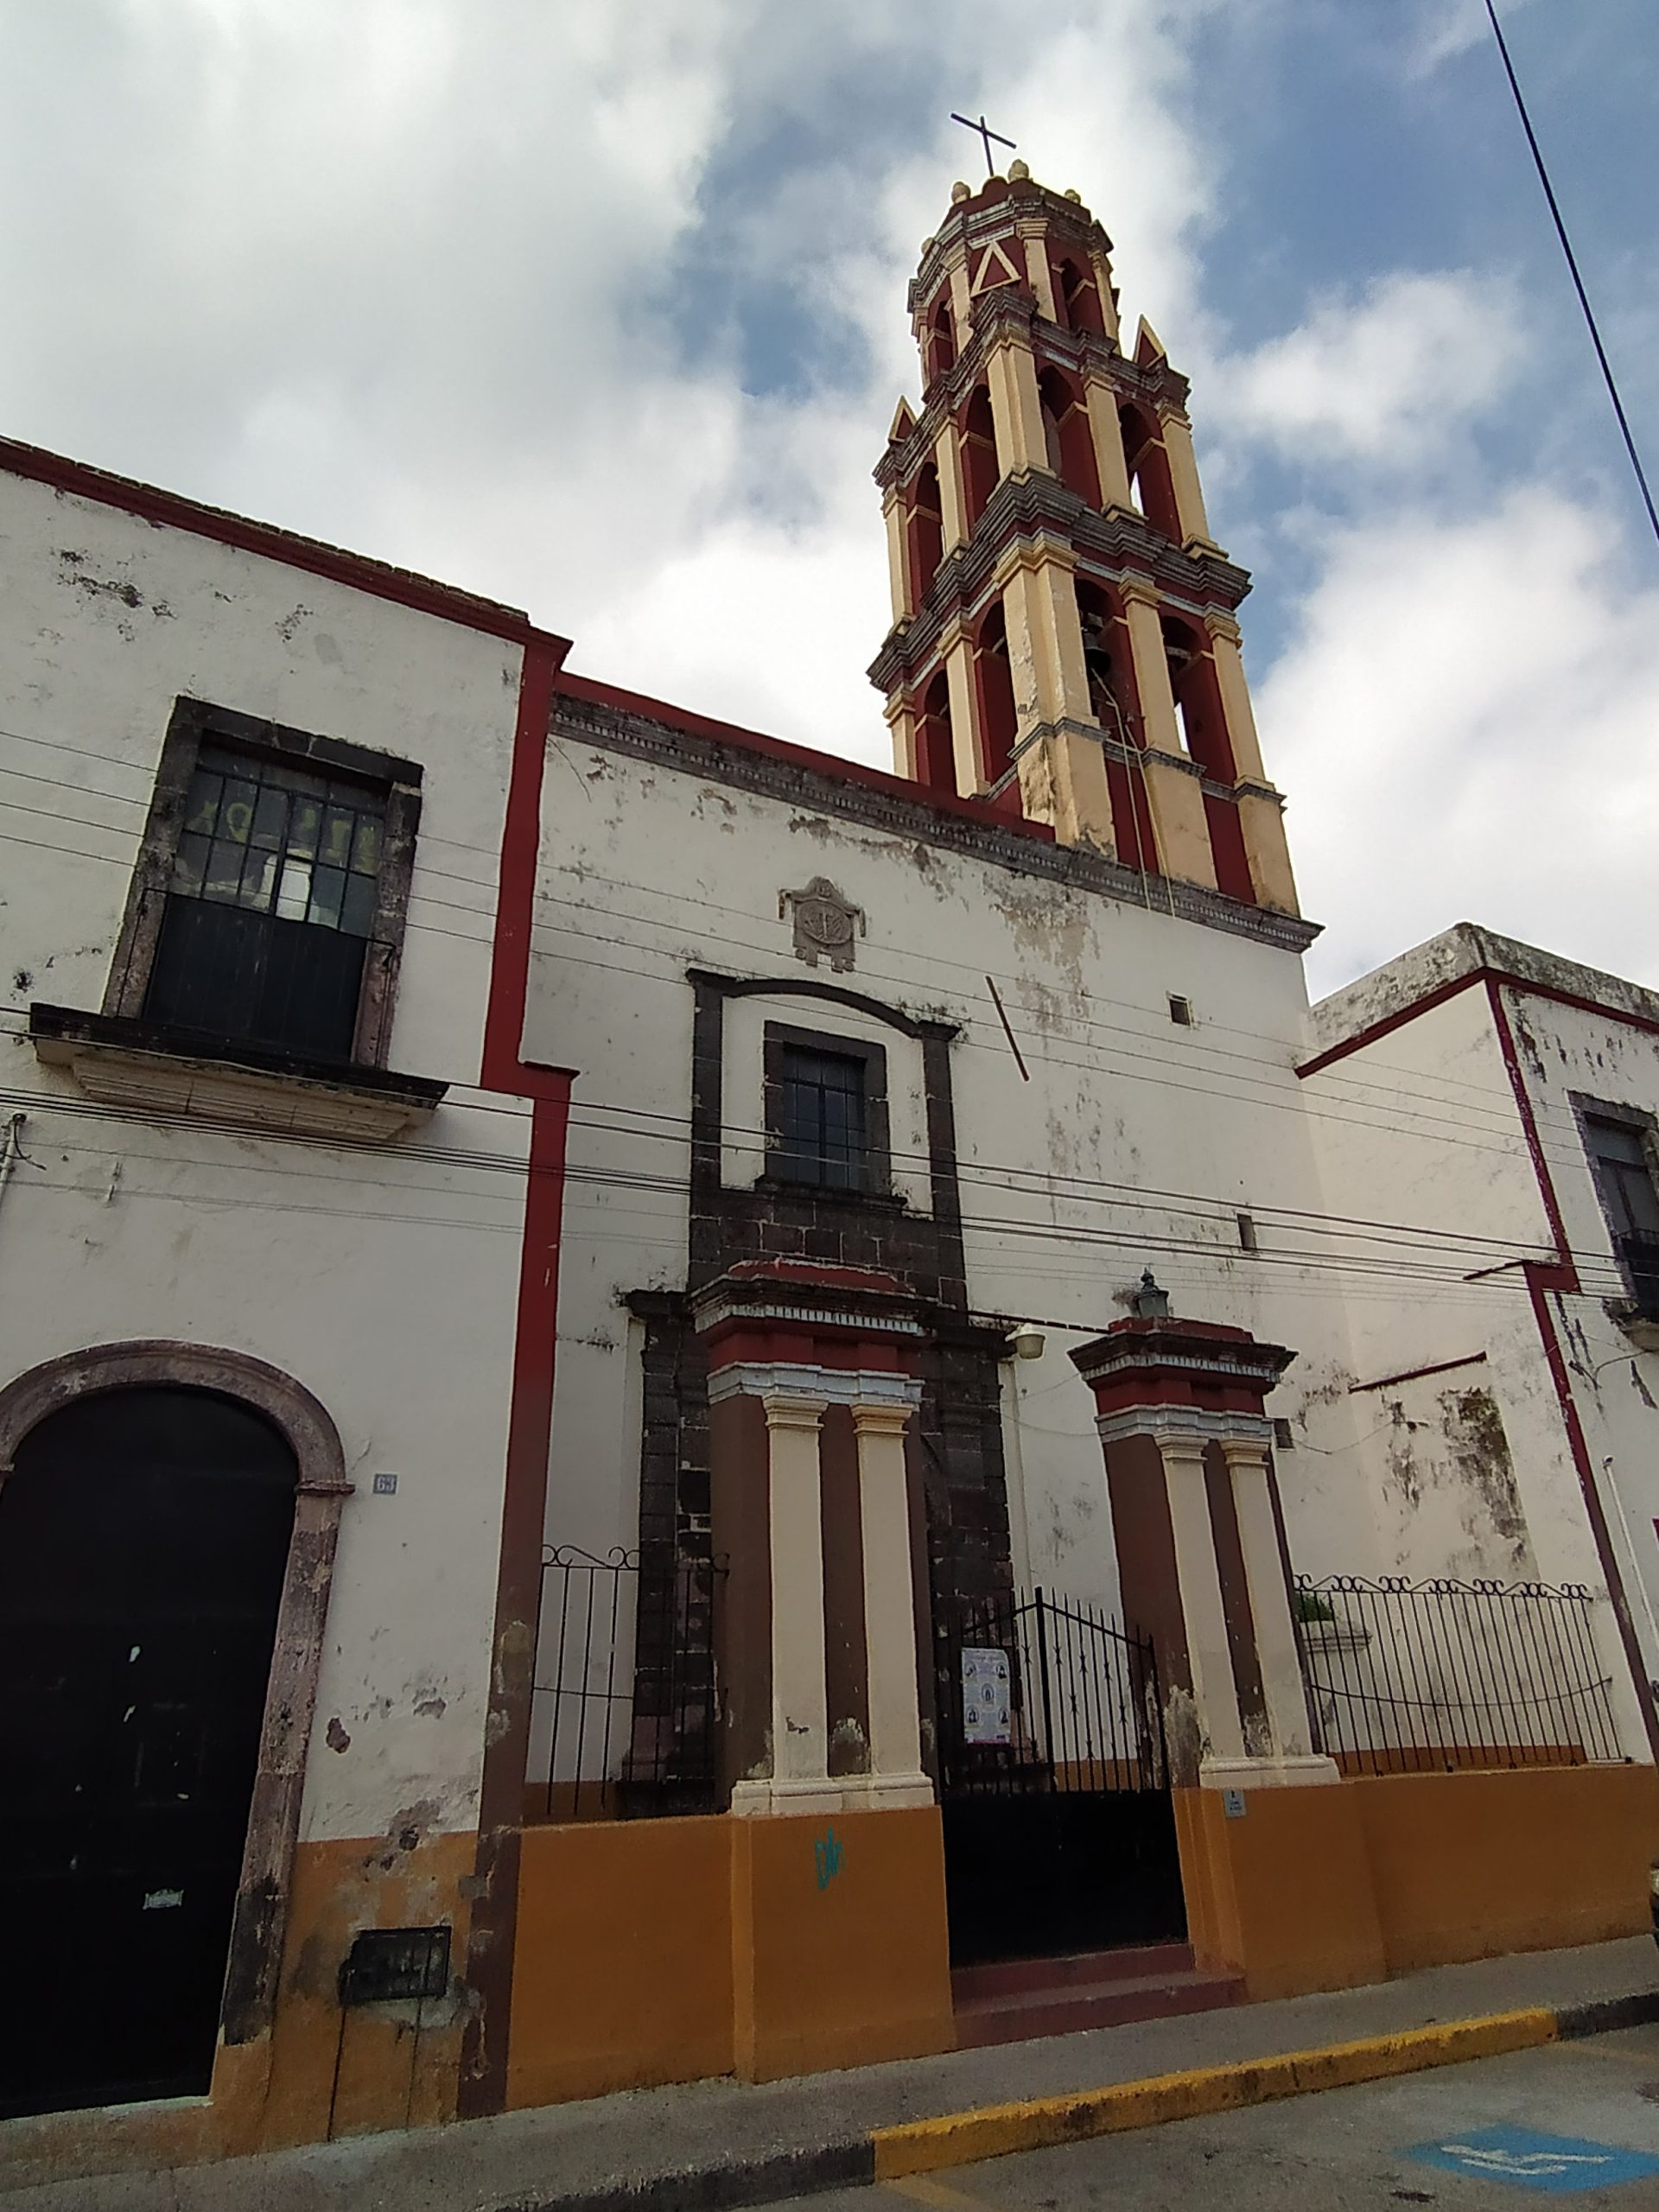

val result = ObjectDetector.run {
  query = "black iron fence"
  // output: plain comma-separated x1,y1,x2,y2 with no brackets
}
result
935,1586,1166,1796
1294,1573,1621,1775
531,1546,725,1820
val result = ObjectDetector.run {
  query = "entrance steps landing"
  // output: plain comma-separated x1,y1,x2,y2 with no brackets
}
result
950,1941,1244,2049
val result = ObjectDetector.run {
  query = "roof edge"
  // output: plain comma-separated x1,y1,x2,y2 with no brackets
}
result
1302,922,1659,1072
0,435,567,651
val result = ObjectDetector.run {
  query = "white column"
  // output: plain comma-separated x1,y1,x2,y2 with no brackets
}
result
851,1402,932,1808
760,1392,836,1808
1157,1436,1246,1763
1221,1437,1338,1782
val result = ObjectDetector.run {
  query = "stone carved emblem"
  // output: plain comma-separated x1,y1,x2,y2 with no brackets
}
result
780,877,866,973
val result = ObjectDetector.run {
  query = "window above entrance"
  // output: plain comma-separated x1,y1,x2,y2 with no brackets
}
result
763,1024,891,1197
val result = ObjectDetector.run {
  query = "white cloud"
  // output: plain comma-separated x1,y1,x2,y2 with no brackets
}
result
1399,0,1542,79
1258,487,1659,996
0,0,1230,761
1213,271,1527,464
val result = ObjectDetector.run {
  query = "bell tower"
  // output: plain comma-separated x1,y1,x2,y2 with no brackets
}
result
868,164,1298,915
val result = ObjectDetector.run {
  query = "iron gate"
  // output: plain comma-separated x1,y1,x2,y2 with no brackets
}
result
933,1585,1186,1967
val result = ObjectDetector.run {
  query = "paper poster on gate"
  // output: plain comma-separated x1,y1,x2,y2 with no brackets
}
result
961,1646,1012,1745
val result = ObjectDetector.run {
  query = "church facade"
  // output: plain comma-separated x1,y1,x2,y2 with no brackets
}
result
3,166,1658,2181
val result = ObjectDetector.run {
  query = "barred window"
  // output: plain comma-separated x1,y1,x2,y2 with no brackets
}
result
107,700,421,1070
778,1046,869,1192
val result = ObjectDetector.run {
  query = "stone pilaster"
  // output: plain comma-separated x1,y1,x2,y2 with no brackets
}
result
850,1401,931,1808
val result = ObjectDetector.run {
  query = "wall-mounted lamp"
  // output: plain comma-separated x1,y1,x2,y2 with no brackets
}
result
1132,1270,1171,1319
1007,1322,1046,1361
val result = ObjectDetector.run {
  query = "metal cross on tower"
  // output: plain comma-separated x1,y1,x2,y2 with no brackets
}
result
950,112,1015,176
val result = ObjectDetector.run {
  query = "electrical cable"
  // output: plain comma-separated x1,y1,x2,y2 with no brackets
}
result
1484,0,1659,550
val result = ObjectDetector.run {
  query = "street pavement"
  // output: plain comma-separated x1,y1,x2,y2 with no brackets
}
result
772,2028,1659,2212
4,1940,1657,2209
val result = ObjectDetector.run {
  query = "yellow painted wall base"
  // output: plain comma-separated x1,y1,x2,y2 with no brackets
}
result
11,1764,1656,2189
507,1802,957,2103
1176,1764,1659,2002
508,1815,736,2110
731,1804,957,2083
1354,1764,1659,1973
1175,1781,1387,2001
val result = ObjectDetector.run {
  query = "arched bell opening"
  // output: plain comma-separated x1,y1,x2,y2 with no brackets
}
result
960,386,1001,532
972,598,1020,805
1049,251,1106,337
906,462,944,606
1037,366,1102,507
915,670,958,796
1077,579,1160,880
923,295,957,390
1118,403,1182,542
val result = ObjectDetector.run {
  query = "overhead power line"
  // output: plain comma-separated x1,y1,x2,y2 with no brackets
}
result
1484,0,1659,550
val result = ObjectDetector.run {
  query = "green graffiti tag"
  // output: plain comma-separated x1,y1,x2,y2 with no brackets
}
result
814,1827,844,1891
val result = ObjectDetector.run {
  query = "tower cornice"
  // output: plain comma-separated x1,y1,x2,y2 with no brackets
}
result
876,295,1189,492
867,473,1251,696
907,174,1112,316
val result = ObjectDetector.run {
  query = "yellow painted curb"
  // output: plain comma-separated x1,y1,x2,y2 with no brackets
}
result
870,2007,1559,2179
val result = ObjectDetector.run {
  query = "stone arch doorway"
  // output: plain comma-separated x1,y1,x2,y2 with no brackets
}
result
0,1344,349,2120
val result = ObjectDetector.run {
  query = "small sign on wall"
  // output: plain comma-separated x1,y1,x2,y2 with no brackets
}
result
962,1647,1012,1746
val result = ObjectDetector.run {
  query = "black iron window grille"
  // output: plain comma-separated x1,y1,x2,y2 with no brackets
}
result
1584,1116,1659,1319
145,742,389,1061
1294,1573,1621,1775
778,1045,869,1191
532,1546,725,1821
935,1586,1166,1797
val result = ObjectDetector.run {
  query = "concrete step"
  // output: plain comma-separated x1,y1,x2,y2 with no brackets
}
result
953,1942,1196,2004
951,1965,1245,2050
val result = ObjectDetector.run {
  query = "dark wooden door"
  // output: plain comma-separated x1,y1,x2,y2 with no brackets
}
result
0,1388,296,2118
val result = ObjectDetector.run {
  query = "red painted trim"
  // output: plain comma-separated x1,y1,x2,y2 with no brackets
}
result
482,633,575,1094
556,671,1058,845
2,435,566,651
1294,969,1485,1079
1483,976,1659,1758
461,627,576,2119
1485,976,1576,1290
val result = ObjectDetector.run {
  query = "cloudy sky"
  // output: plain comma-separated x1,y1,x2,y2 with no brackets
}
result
3,0,1655,995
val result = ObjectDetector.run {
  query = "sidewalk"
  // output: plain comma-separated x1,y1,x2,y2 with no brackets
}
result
9,1937,1659,2212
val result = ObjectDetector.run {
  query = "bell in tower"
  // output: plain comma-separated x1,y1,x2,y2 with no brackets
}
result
868,162,1299,917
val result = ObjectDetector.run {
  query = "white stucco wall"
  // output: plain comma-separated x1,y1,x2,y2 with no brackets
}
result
0,467,532,1844
1501,982,1659,1698
526,718,1367,1625
1304,944,1659,1760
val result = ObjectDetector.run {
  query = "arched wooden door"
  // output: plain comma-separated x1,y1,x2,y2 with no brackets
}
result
0,1387,296,2117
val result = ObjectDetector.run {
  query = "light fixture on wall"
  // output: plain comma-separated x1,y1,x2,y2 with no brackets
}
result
1006,1322,1046,1361
1132,1270,1172,1319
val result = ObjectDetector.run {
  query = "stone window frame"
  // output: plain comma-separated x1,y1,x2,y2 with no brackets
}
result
1570,1090,1659,1296
0,1339,352,2052
760,1020,893,1200
104,696,423,1069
